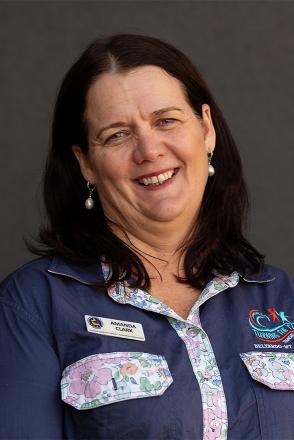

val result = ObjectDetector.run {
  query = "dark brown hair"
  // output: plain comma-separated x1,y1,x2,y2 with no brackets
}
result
31,33,264,288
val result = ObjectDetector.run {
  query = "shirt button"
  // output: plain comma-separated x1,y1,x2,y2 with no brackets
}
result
187,327,198,336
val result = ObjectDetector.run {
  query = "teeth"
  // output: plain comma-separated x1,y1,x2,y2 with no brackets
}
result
139,169,175,186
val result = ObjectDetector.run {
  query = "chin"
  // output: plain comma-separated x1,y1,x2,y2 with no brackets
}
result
145,205,193,223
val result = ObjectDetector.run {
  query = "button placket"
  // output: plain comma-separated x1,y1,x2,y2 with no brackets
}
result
166,273,240,440
171,321,228,440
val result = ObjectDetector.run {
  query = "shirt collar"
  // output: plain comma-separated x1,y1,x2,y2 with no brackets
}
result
100,263,241,324
47,255,276,286
48,255,104,285
240,265,276,283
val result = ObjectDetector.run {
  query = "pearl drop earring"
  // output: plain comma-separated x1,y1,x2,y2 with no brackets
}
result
208,152,215,177
85,182,95,210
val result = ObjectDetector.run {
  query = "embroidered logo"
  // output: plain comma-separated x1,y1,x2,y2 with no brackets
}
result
249,308,294,343
87,316,104,329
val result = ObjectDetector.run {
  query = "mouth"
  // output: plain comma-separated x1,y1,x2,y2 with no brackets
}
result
136,168,179,187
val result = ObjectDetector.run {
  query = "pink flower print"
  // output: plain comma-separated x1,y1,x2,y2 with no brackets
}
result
69,362,112,399
120,362,138,376
63,395,78,405
183,336,201,352
204,408,222,440
189,311,201,326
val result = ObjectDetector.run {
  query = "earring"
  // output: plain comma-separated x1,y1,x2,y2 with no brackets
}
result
208,152,215,176
85,181,95,210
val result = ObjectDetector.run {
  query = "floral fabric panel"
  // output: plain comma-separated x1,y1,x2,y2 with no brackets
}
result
169,315,228,440
102,262,240,440
170,274,240,440
240,351,294,390
61,352,173,410
188,272,239,326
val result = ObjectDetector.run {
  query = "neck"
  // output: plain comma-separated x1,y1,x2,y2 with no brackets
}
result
109,218,194,279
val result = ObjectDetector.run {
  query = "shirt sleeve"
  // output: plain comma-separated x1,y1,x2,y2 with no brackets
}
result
0,299,63,439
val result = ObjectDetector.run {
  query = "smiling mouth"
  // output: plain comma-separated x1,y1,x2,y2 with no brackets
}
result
137,168,179,186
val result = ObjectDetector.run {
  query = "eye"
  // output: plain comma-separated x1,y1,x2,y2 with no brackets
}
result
157,118,177,127
105,131,129,144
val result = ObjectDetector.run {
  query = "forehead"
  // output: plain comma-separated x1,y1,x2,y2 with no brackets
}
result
85,65,190,124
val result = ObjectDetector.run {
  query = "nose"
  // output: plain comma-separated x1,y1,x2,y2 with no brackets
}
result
132,127,166,164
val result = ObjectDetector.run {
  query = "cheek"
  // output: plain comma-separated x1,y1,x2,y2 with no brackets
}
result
168,125,206,153
91,150,131,184
173,139,207,169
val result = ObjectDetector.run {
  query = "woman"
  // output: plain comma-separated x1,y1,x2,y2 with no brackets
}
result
0,34,293,440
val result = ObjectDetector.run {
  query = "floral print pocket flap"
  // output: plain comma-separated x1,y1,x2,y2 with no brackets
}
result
240,351,294,390
61,352,173,410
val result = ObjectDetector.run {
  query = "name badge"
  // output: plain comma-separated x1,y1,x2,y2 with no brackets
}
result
85,315,145,341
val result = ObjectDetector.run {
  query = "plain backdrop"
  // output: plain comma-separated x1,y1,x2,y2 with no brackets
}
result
0,0,293,281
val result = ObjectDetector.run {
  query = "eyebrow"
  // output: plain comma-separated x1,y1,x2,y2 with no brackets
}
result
95,106,184,138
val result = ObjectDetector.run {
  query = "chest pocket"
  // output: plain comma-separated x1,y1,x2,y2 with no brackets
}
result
240,351,294,390
240,351,294,440
61,351,173,410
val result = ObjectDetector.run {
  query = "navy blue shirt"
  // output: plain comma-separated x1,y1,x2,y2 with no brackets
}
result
0,256,294,440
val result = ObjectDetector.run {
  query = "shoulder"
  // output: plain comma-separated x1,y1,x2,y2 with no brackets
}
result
240,263,294,301
264,263,293,286
1,256,53,288
0,256,54,301
0,257,58,337
0,256,57,318
242,263,293,285
0,255,104,317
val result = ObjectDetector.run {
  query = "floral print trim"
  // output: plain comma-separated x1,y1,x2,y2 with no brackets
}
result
61,352,173,410
101,262,175,318
240,351,294,390
102,262,240,440
169,323,228,440
190,272,239,325
169,315,228,440
179,274,238,439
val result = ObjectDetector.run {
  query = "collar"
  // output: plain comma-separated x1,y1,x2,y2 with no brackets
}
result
47,255,276,286
240,265,276,283
48,255,104,285
100,266,241,324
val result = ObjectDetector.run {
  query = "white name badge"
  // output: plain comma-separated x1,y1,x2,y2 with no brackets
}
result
85,315,145,341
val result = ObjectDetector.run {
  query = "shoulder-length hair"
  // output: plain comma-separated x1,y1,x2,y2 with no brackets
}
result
31,33,264,289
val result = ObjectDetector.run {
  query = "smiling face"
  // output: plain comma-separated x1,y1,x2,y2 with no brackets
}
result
73,65,215,237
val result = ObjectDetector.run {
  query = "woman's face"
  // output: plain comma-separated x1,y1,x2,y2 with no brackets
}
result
73,66,215,234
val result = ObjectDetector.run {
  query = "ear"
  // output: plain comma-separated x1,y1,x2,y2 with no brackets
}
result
72,145,96,183
201,104,216,155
